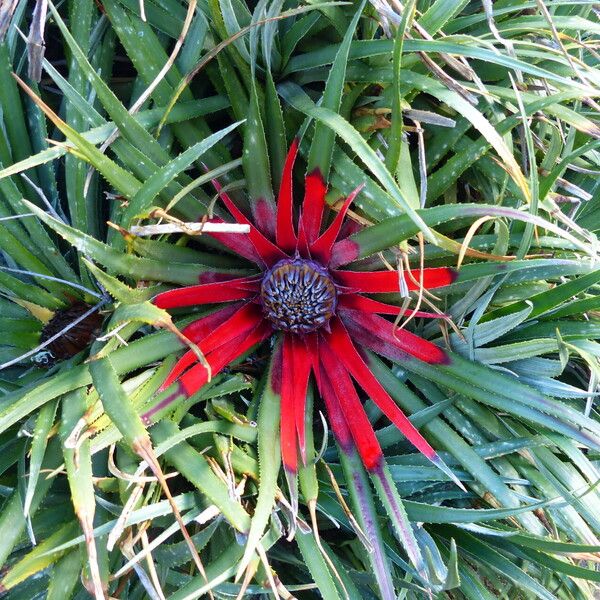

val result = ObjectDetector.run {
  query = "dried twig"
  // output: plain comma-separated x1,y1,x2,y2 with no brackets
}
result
0,0,18,40
27,0,48,82
129,222,250,236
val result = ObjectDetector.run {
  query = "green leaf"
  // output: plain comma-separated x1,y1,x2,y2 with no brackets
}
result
120,119,243,229
279,81,435,239
0,331,182,435
46,549,84,600
482,269,600,322
1,522,80,590
418,0,469,33
83,260,155,304
343,202,593,260
445,527,559,600
243,82,274,206
23,200,248,284
338,446,397,599
0,99,229,180
23,400,57,518
90,356,150,449
59,388,104,596
236,341,282,578
307,0,366,178
385,0,414,175
47,0,171,167
369,355,545,534
0,448,58,570
150,420,251,533
295,524,343,600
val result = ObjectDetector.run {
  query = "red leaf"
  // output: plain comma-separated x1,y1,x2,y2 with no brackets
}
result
253,198,277,239
296,218,311,258
280,335,298,473
339,294,442,319
329,238,360,268
180,304,242,341
305,331,321,387
319,339,383,470
324,318,437,462
179,320,272,397
291,335,313,464
310,185,363,264
161,303,263,389
300,169,327,244
204,217,263,264
184,302,263,346
278,334,314,471
158,303,241,387
316,363,355,455
211,178,287,266
142,321,271,422
154,277,260,309
276,139,299,252
340,308,449,364
338,219,362,240
334,267,457,293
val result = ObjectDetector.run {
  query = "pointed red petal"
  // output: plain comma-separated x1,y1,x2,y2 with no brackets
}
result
205,217,263,264
276,139,299,252
305,331,321,388
161,303,263,389
334,267,457,293
212,179,287,266
319,339,383,470
317,364,354,453
143,320,272,422
291,335,312,464
278,334,313,471
310,185,363,264
339,294,443,319
296,219,311,258
153,276,260,309
183,302,263,347
327,318,464,491
269,337,283,395
340,308,449,364
329,238,360,269
253,198,277,239
300,169,327,244
179,320,272,397
280,335,298,473
160,303,245,388
324,318,438,463
160,350,199,391
178,303,242,341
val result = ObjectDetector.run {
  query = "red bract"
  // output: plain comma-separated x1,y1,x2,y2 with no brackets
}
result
148,140,460,486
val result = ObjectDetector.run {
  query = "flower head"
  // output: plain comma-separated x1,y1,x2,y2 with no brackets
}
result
147,140,459,485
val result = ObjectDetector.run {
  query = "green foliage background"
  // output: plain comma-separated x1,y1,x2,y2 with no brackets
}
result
0,0,600,598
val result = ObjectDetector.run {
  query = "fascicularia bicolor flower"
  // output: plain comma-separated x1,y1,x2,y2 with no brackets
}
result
145,140,461,487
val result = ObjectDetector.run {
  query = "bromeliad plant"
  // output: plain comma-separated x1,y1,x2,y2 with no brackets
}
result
143,139,464,585
2,0,600,598
148,139,460,490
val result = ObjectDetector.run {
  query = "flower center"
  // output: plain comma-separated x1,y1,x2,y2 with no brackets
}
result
260,258,337,334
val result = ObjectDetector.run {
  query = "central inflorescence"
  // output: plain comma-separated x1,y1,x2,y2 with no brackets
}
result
261,257,337,334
